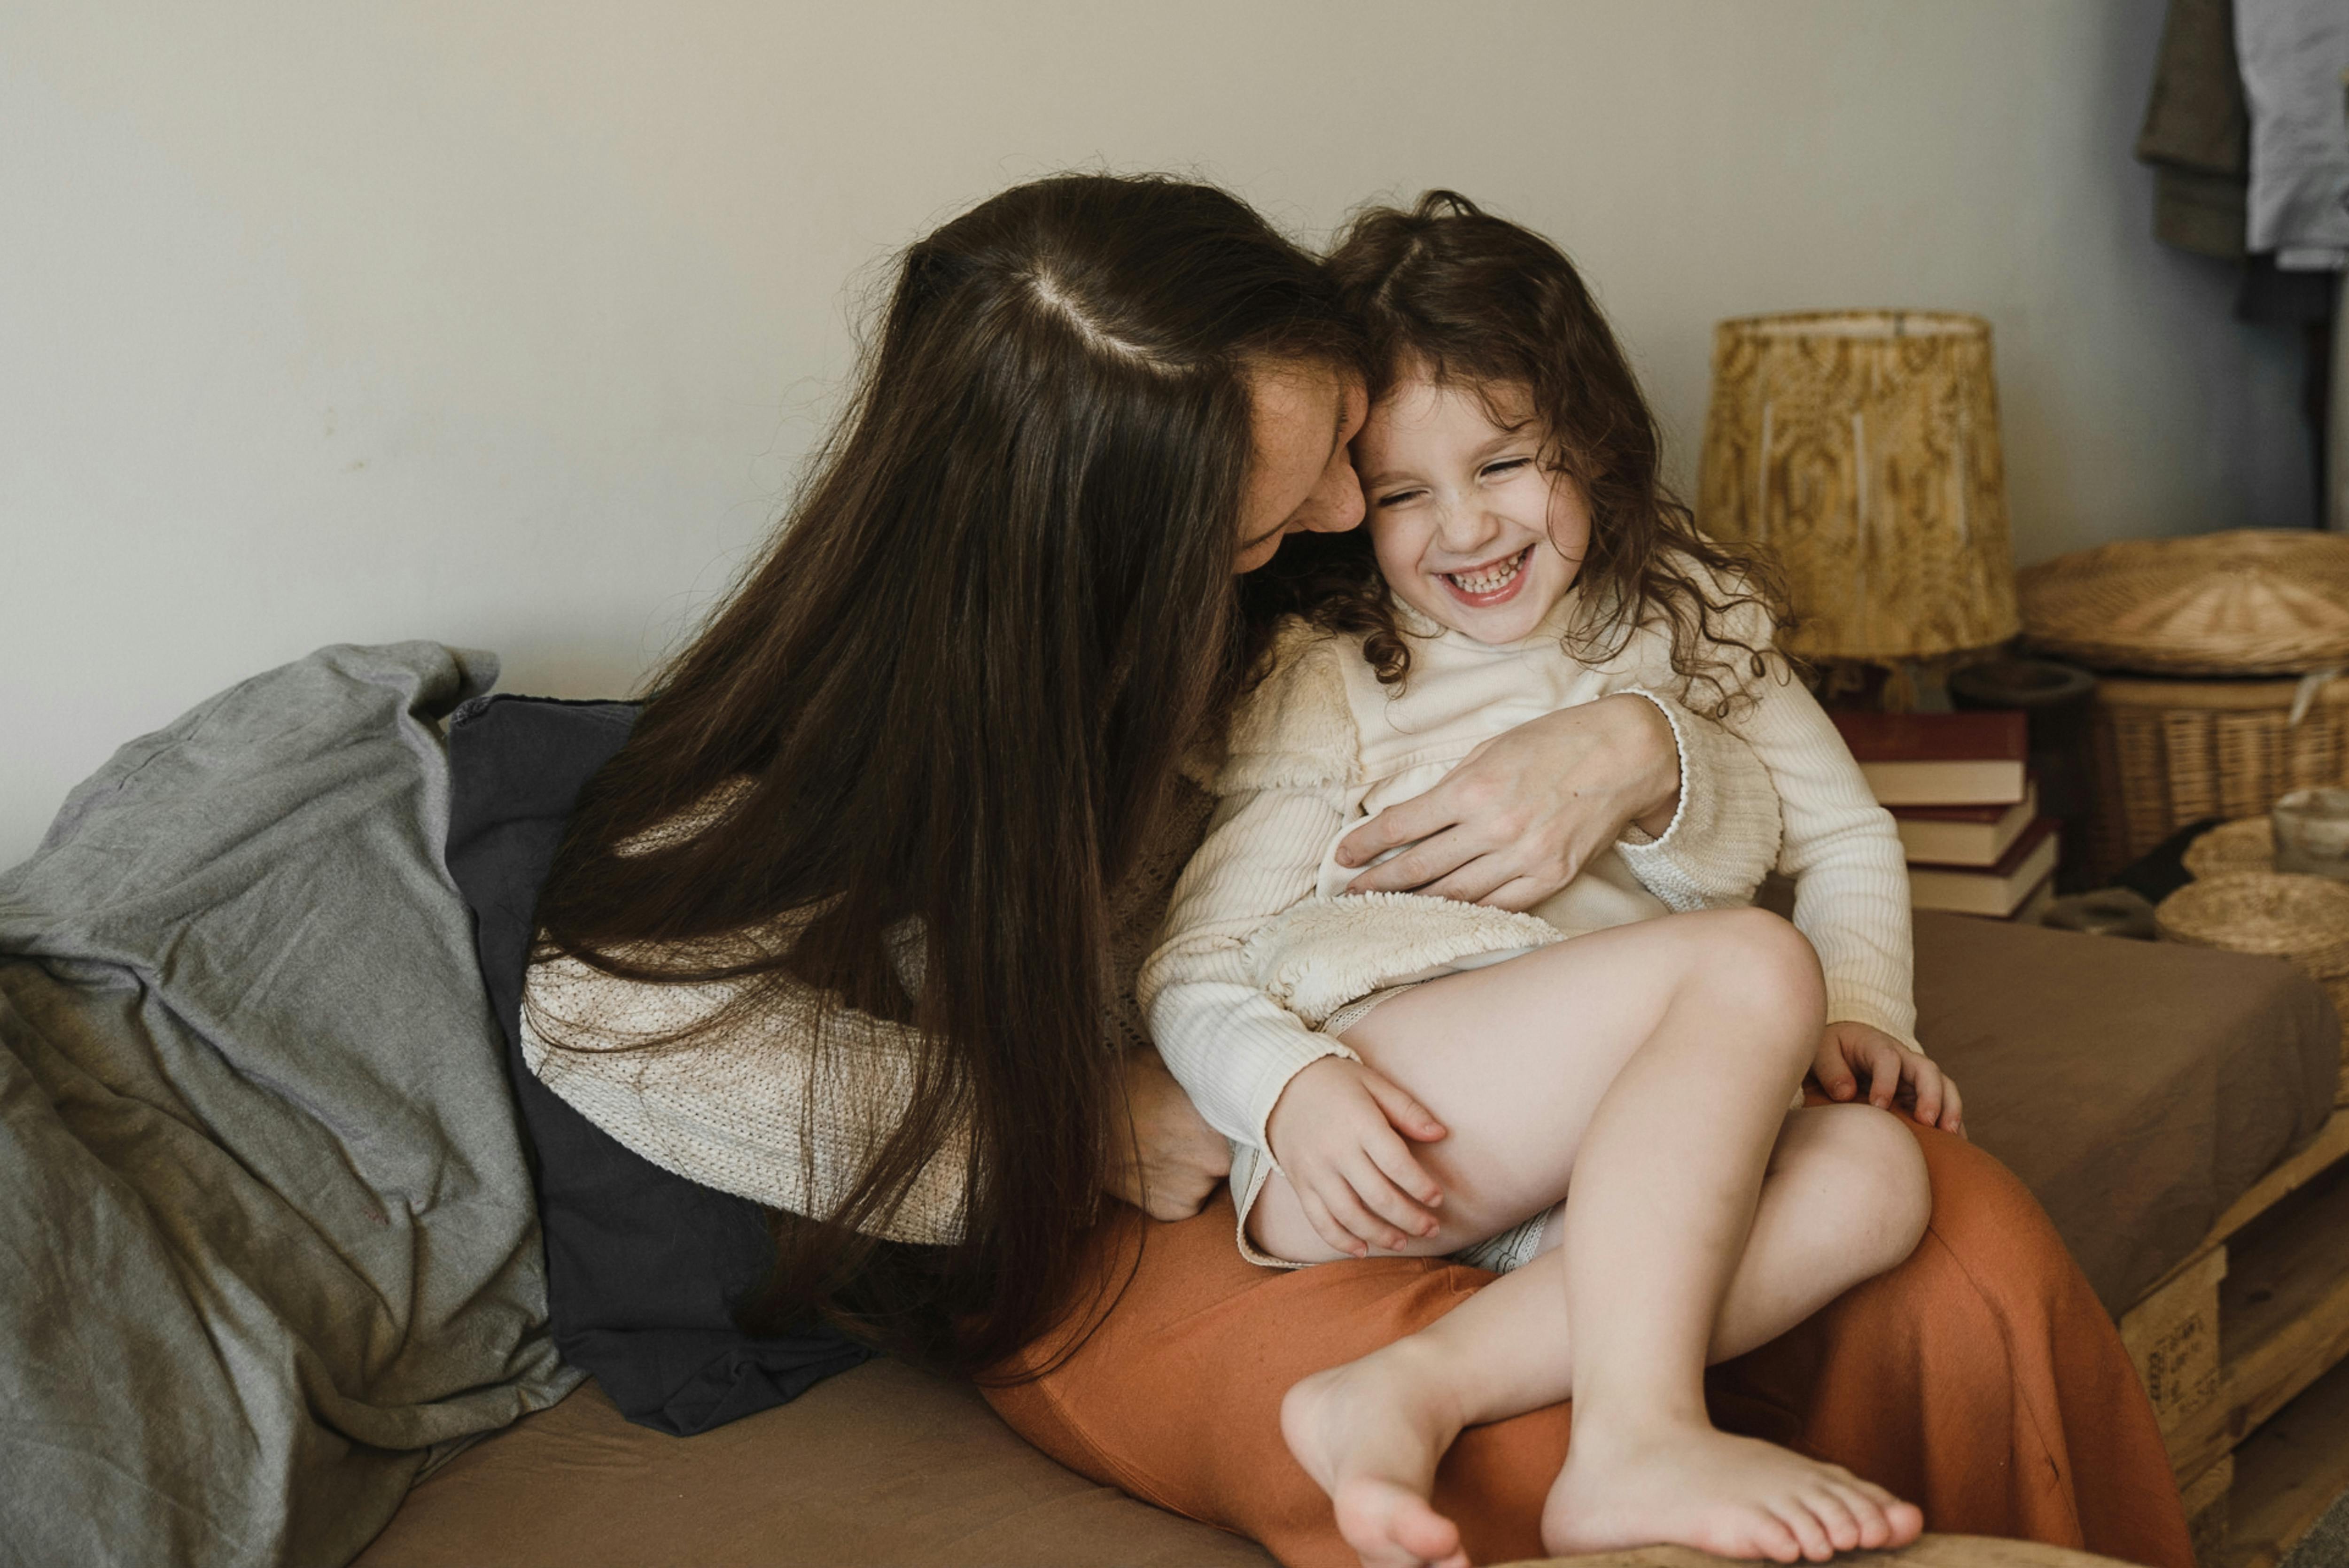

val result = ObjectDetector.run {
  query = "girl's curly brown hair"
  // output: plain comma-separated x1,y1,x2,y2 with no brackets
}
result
1249,190,1787,718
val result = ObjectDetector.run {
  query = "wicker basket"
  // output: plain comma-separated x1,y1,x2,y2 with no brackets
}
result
2020,530,2349,676
2085,674,2349,883
2157,872,2349,1101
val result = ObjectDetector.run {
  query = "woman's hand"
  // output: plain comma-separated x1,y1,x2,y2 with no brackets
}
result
1334,694,1681,911
1813,1021,1965,1137
1105,1051,1233,1220
1263,1056,1448,1257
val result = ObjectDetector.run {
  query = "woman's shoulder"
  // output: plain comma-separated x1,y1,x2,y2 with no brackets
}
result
1217,615,1361,793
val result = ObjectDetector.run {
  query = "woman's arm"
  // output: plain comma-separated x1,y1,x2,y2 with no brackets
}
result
1334,689,1782,912
522,950,971,1244
529,952,1246,1232
1104,1049,1233,1221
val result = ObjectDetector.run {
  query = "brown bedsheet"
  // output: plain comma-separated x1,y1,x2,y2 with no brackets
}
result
1913,911,2336,1312
356,916,2337,1567
354,1359,1274,1568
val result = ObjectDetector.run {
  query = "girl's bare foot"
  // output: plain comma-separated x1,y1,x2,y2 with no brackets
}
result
1281,1353,1470,1568
1541,1419,1923,1563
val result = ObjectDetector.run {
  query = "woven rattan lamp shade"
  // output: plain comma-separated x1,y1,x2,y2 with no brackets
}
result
1697,311,2021,662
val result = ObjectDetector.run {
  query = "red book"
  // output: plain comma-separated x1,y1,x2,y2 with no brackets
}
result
1892,783,2038,867
1828,711,2028,807
1907,819,2060,916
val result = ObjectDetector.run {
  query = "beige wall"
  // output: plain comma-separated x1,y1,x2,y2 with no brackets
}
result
0,0,2311,862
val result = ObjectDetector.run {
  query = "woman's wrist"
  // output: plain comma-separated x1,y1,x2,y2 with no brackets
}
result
1601,693,1683,838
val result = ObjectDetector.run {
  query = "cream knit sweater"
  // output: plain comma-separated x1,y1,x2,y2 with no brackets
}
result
516,626,1855,1248
1137,586,1916,1195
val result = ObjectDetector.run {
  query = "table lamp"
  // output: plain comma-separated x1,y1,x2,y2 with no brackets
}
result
1696,310,2021,701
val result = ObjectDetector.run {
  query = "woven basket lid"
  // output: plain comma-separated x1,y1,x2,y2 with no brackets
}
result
2156,872,2349,976
2183,817,2275,879
2018,530,2349,676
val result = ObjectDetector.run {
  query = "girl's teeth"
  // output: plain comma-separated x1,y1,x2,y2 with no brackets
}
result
1446,549,1528,594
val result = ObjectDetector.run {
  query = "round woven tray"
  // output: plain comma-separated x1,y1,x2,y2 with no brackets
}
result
2183,816,2275,878
2158,872,2349,970
2159,874,2349,1102
2019,530,2349,676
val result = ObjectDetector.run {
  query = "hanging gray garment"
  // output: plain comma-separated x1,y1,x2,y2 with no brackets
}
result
2334,265,2349,531
2236,0,2349,268
0,642,580,1567
2138,0,2251,259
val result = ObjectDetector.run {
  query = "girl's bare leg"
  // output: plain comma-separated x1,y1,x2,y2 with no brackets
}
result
1260,909,1930,1568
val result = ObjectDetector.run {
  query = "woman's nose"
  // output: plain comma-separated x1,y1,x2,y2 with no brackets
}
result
1289,448,1365,536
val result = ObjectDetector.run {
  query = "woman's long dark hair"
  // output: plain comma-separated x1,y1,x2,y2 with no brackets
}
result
1256,190,1781,714
528,174,1359,1374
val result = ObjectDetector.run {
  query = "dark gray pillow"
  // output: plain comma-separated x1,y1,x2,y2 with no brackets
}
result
442,693,870,1436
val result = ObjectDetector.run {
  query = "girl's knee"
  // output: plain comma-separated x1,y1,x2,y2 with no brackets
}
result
1696,906,1825,1028
1807,1104,1933,1269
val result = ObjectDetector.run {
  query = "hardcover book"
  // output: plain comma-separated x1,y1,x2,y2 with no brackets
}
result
1893,783,2039,868
1829,710,2029,807
1907,818,2060,916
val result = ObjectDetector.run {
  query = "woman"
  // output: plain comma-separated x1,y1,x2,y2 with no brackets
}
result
521,173,2190,1568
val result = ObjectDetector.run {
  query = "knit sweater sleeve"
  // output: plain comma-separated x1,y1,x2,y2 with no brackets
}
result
1611,687,1786,910
519,945,969,1246
1138,627,1363,1152
1718,623,1919,1048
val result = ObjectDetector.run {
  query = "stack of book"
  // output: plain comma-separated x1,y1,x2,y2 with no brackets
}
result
1829,710,2057,919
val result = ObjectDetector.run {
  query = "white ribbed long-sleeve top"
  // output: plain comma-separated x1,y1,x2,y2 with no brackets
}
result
1138,587,1915,1164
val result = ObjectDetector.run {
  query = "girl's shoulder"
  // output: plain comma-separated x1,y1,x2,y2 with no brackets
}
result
1216,616,1361,793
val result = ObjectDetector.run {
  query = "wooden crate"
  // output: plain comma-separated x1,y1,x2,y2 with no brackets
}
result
2122,1246,2227,1445
2112,1110,2349,1566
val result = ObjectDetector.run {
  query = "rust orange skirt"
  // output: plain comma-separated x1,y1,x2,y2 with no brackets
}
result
984,1121,2193,1568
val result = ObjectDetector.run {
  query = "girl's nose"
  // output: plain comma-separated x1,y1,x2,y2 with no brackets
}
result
1434,498,1502,556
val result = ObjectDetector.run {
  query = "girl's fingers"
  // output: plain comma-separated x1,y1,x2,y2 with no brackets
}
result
1907,1058,1945,1128
1372,1126,1438,1211
1295,1187,1364,1258
1346,1157,1439,1238
1363,1127,1444,1209
1938,1076,1964,1133
1362,1071,1448,1142
1813,1034,1858,1101
1318,1176,1410,1253
1865,1040,1903,1109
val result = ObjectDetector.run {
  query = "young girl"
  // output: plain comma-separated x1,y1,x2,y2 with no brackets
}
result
1139,193,1961,1568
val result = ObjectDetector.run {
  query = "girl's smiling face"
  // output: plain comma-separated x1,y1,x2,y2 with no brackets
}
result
1353,373,1591,644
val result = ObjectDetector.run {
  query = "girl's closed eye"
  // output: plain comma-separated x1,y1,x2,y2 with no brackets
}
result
1354,376,1592,643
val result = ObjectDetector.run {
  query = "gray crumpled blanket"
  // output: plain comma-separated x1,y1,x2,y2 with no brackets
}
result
0,643,580,1567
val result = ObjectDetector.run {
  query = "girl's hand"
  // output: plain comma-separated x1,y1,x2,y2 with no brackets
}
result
1333,694,1681,911
1264,1056,1448,1256
1105,1050,1232,1220
1814,1021,1965,1137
